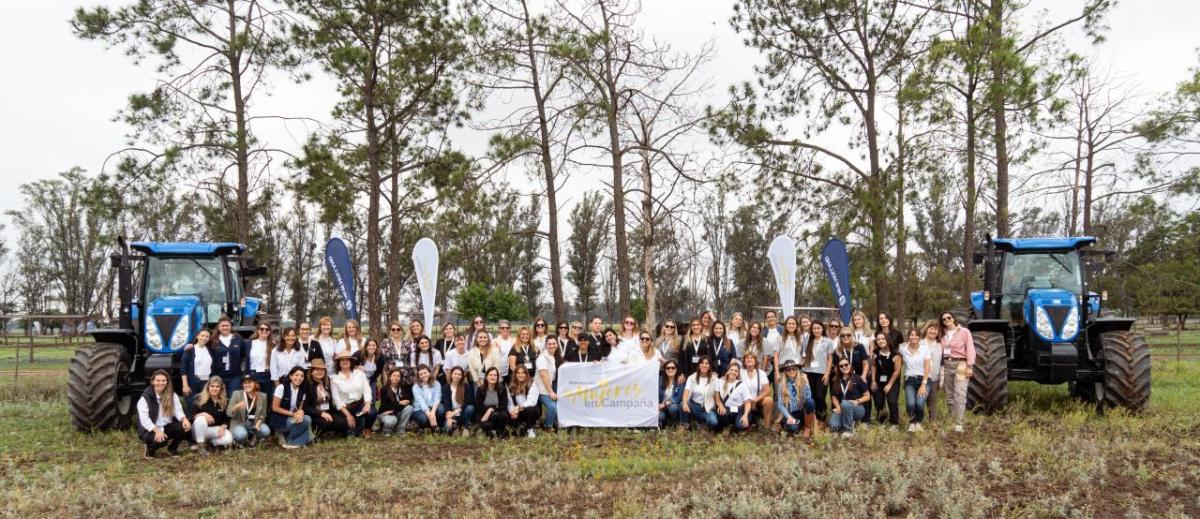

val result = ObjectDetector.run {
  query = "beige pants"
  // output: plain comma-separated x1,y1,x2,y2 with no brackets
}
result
941,358,968,426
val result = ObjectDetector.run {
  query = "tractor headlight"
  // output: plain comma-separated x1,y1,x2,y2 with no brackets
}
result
1035,306,1054,339
1060,306,1080,339
146,325,164,350
170,315,191,349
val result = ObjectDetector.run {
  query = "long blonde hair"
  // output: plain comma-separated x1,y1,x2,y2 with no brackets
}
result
777,365,809,411
194,376,228,410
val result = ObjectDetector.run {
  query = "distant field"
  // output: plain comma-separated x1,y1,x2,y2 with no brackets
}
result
1,359,1198,516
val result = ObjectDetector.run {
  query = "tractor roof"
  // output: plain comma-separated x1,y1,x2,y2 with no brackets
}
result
130,242,247,256
991,237,1096,252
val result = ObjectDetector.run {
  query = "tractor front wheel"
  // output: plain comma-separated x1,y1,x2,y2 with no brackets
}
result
68,343,134,432
1091,331,1152,412
967,330,1008,413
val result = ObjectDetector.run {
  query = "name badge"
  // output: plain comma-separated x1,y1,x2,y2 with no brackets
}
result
691,356,700,363
879,375,888,383
224,355,231,371
525,362,533,370
729,405,738,413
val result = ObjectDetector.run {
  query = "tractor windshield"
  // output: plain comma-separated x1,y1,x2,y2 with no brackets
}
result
144,257,228,306
1000,251,1083,295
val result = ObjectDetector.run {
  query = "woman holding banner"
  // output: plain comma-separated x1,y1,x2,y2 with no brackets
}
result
535,337,562,431
682,357,719,431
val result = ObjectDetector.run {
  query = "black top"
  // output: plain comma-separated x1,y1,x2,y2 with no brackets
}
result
873,349,898,385
378,384,413,415
563,347,598,363
302,379,333,416
680,337,715,378
303,339,323,363
440,381,477,412
831,344,870,377
832,375,869,403
192,398,230,427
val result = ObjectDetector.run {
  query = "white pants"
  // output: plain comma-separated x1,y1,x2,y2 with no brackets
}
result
193,415,234,446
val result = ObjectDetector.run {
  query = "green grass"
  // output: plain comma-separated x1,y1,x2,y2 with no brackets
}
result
1,363,1198,516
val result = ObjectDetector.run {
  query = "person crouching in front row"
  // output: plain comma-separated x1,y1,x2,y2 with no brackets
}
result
270,366,312,449
659,361,684,428
776,359,816,438
191,376,235,455
714,363,754,433
137,369,192,458
229,374,271,448
378,368,414,436
476,367,510,438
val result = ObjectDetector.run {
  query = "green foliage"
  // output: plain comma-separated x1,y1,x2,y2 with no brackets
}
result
629,298,646,324
566,191,612,317
455,282,528,322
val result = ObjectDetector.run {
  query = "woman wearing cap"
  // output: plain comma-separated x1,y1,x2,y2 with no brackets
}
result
870,331,902,428
939,311,975,433
658,360,684,427
714,363,753,433
271,366,312,449
303,358,346,439
468,331,504,388
190,376,234,455
411,365,442,432
900,328,932,431
247,323,274,396
507,365,541,437
441,365,475,435
563,334,599,363
655,319,682,367
775,359,815,438
229,374,271,447
681,356,718,431
181,329,214,405
476,367,510,438
377,368,414,436
829,356,870,436
802,321,834,422
137,369,191,458
535,337,562,431
411,335,444,384
741,353,773,429
710,321,737,377
271,327,306,386
331,351,373,437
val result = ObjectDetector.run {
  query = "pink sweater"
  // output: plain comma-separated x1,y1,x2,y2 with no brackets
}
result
940,327,976,366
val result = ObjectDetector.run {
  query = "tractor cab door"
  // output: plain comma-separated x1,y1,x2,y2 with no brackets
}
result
224,259,244,325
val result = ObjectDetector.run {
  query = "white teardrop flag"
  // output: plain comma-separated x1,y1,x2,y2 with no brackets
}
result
768,236,797,318
412,238,439,332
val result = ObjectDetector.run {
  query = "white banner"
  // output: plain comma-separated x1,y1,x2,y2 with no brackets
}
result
557,362,659,428
768,235,797,318
412,238,439,333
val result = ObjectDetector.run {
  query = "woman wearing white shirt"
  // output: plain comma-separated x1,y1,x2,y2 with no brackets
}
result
137,370,191,458
181,329,214,403
507,365,541,437
620,332,664,366
617,316,641,356
740,353,773,429
335,319,363,357
803,322,834,421
714,363,753,432
850,311,874,351
901,328,932,431
247,323,274,395
468,331,503,387
493,320,516,380
535,337,561,430
271,328,307,385
681,356,719,431
778,316,804,367
314,317,338,370
411,336,445,383
443,335,471,383
728,312,748,358
330,351,373,437
531,318,550,351
919,321,944,421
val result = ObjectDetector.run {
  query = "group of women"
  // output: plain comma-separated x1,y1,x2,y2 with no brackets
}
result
137,310,976,457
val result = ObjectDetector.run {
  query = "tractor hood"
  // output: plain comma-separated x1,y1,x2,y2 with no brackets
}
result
1023,289,1081,343
145,295,203,353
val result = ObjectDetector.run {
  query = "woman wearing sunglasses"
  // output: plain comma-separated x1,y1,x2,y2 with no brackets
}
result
617,316,641,358
658,361,684,427
829,357,870,436
939,312,975,433
247,323,274,396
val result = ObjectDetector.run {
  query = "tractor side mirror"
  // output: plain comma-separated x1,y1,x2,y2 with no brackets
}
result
243,265,268,277
972,252,984,265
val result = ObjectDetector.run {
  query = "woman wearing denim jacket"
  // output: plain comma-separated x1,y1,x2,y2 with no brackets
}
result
658,360,684,427
776,359,815,438
412,365,442,432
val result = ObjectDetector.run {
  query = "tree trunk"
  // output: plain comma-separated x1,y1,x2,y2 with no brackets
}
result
989,0,1011,238
893,102,908,325
1082,122,1096,235
387,118,402,326
365,71,382,333
226,1,251,245
598,2,631,318
640,144,657,333
962,89,979,300
865,79,885,319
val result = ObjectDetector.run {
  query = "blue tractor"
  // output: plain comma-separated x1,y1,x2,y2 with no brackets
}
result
967,236,1151,412
68,238,265,431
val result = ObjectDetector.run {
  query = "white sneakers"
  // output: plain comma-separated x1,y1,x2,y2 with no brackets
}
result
526,429,537,438
906,423,924,432
953,424,965,433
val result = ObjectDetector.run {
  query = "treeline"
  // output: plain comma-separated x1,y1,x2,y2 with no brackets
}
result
2,0,1198,330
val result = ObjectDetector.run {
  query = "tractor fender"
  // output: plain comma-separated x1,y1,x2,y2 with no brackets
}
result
967,319,1011,336
1086,317,1135,337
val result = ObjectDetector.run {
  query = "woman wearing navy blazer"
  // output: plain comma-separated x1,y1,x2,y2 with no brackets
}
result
440,366,476,435
180,329,214,406
212,317,246,392
475,367,509,438
270,366,312,449
658,360,684,427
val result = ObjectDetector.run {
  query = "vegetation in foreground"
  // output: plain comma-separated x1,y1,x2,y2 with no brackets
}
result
1,361,1198,517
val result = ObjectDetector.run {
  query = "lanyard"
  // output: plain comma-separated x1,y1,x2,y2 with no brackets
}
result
840,379,852,400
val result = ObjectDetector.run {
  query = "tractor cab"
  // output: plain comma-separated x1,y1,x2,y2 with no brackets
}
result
972,237,1093,344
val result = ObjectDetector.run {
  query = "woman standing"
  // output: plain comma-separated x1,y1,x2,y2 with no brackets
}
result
437,322,458,356
270,366,312,449
870,332,902,428
494,321,516,380
296,321,318,368
555,322,577,357
803,322,834,422
136,369,191,458
411,365,442,432
710,321,737,377
468,331,504,388
744,322,767,378
655,320,682,366
876,313,904,349
900,328,932,432
303,359,347,439
314,317,337,369
680,318,712,379
775,360,815,438
714,363,753,433
508,327,538,379
829,357,870,436
440,366,475,435
335,319,363,358
617,316,641,357
507,365,541,437
380,321,413,384
939,312,975,433
585,317,607,358
531,318,550,351
229,374,271,447
181,329,214,404
920,321,944,421
658,361,684,427
601,329,620,362
728,312,748,358
475,367,509,438
850,311,874,351
270,328,306,386
410,336,444,383
466,316,490,351
700,311,716,337
353,338,384,394
681,357,718,431
443,335,471,384
212,317,245,392
190,376,234,454
535,337,562,431
778,316,804,368
246,323,274,396
377,368,414,436
741,353,773,429
619,331,663,366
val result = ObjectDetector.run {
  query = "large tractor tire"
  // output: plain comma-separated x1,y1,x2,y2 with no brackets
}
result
967,330,1008,413
68,343,134,432
1088,331,1152,412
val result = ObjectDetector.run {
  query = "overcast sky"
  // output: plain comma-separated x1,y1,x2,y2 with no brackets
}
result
2,0,1198,246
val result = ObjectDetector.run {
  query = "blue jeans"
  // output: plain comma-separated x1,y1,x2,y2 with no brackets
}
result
281,415,311,447
231,422,271,444
378,407,414,434
659,403,681,427
904,376,928,424
829,401,866,432
412,408,442,431
443,405,476,432
538,395,558,429
684,402,718,430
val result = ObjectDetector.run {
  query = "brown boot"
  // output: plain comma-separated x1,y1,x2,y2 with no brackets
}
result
802,413,816,441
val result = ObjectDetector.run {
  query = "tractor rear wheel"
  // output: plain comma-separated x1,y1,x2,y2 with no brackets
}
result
68,343,134,432
967,330,1008,413
1089,331,1152,412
